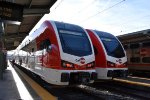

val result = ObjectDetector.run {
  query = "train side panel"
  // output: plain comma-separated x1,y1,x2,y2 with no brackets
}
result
124,41,150,73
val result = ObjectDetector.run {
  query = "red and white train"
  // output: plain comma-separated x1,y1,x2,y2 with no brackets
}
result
86,29,128,79
123,41,150,74
15,20,97,85
117,30,150,76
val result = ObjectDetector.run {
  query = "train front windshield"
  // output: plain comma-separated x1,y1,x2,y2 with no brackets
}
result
58,30,92,56
95,31,125,58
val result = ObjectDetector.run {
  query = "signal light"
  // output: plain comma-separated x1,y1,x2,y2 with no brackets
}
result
87,64,92,67
62,61,74,68
86,62,95,68
66,63,73,68
123,62,127,67
107,61,115,67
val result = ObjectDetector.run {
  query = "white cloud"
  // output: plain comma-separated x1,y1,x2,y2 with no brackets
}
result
29,0,150,36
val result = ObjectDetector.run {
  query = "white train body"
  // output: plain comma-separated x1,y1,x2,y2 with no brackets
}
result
15,21,97,85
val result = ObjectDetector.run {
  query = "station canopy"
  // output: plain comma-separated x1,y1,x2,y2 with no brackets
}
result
1,0,57,50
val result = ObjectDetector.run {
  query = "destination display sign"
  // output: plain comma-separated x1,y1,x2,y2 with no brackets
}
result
0,1,23,22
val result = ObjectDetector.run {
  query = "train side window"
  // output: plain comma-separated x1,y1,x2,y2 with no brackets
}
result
130,43,140,49
123,44,128,49
142,42,150,47
142,57,150,63
39,39,51,50
130,57,140,63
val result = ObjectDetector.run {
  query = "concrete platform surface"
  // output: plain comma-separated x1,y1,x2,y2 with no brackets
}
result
0,61,41,100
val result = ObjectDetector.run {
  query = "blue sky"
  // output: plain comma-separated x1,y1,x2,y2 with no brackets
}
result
28,0,150,36
8,0,150,54
35,0,150,36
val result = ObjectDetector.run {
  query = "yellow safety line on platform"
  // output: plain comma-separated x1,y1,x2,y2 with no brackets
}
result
128,76,150,81
14,65,57,100
113,78,150,87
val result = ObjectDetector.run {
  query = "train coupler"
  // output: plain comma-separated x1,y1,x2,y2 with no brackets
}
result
69,72,91,84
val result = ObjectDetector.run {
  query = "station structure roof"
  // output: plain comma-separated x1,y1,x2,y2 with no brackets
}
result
1,0,57,50
118,29,150,44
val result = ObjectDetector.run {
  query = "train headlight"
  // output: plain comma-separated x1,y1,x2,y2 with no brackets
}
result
62,60,74,68
107,61,115,67
86,62,95,68
123,62,127,67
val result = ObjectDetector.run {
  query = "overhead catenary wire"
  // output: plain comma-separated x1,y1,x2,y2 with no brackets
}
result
67,0,97,20
67,0,112,22
80,0,126,23
100,14,150,34
47,0,150,35
116,14,150,34
109,14,150,27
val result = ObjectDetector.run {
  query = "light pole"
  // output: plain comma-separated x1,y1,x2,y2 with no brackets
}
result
0,20,4,80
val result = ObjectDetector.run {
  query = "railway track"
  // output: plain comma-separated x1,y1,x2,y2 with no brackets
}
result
88,79,150,100
13,63,150,100
76,84,135,100
13,63,100,100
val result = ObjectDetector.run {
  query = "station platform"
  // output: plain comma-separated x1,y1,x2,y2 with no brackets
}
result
0,61,41,100
0,61,56,100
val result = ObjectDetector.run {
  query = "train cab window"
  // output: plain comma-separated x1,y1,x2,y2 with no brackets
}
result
44,39,51,51
39,39,51,50
39,42,44,50
142,57,150,63
130,43,140,49
32,48,34,52
130,57,140,63
93,45,98,55
123,44,128,50
142,42,150,47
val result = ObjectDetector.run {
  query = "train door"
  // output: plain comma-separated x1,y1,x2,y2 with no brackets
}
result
27,41,37,69
39,40,45,67
39,39,51,67
141,42,150,62
44,39,51,67
140,41,150,71
129,43,141,71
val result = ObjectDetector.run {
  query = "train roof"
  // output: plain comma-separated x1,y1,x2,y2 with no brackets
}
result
16,20,85,50
93,30,115,38
54,21,85,33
